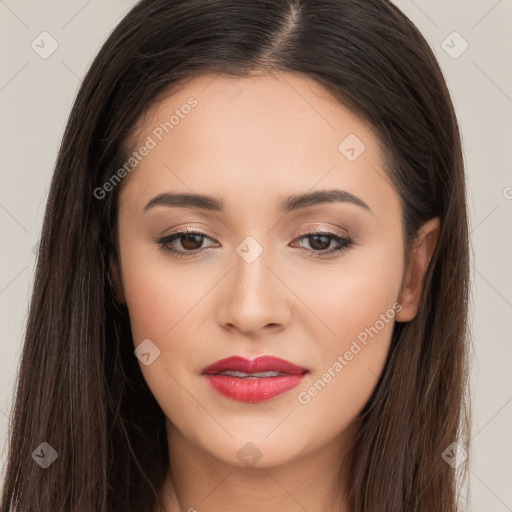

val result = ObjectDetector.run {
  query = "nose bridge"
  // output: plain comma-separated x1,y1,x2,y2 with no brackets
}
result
233,233,276,304
217,233,289,333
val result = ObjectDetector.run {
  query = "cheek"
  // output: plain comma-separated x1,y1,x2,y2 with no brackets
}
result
119,235,204,342
120,253,210,436
290,228,404,345
289,239,403,415
119,238,221,389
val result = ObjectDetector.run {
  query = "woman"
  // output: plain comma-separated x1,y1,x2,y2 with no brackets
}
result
0,0,471,510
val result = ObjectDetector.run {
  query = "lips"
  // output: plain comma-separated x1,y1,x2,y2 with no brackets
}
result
201,355,308,376
201,355,308,403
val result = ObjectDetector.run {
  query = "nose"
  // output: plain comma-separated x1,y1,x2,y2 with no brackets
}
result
215,245,292,338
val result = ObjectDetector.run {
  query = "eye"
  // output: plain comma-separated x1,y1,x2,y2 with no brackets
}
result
156,229,218,259
292,231,354,257
155,228,355,259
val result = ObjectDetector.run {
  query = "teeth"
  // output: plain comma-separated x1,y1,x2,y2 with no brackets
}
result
217,370,285,378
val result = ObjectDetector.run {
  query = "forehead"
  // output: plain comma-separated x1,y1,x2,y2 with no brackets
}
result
133,70,379,154
119,71,396,217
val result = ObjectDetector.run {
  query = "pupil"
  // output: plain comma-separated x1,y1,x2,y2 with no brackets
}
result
310,235,330,251
181,234,203,250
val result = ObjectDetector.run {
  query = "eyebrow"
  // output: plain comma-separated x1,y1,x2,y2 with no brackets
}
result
143,189,371,213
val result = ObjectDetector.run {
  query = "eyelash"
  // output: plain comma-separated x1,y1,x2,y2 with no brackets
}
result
155,228,354,259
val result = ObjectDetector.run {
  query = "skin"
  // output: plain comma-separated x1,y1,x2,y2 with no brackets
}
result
111,71,439,512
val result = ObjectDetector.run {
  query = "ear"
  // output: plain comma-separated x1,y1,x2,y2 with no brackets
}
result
395,217,440,322
109,253,126,304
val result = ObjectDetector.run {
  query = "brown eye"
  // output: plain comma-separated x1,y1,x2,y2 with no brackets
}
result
307,234,332,251
179,233,205,251
156,229,354,260
156,230,217,258
293,232,354,256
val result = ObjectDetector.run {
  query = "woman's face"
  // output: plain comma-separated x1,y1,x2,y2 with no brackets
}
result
113,71,427,468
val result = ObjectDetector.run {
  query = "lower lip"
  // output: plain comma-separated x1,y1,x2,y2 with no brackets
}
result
203,374,307,403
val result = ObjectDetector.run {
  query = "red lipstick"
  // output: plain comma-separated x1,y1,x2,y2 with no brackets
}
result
201,355,308,403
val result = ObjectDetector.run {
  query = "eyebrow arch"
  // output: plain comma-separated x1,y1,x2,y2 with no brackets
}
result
143,189,371,213
281,189,371,213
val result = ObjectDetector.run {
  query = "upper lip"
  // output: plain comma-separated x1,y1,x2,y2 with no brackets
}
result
201,355,308,375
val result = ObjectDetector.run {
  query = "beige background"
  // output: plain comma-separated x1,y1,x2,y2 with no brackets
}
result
0,1,511,509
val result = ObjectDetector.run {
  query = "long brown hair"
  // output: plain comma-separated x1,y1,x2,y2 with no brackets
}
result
0,0,471,510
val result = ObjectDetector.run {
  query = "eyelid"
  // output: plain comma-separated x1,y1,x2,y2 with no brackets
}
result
162,224,350,242
294,224,349,238
163,225,217,239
